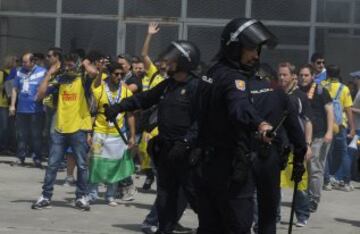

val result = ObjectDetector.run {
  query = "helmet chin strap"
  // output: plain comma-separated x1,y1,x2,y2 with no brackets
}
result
239,61,260,77
168,69,176,77
223,51,260,76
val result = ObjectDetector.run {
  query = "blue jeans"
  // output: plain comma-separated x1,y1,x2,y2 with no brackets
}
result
295,190,310,222
43,106,56,156
273,189,310,224
88,183,118,201
42,130,89,199
0,107,9,150
324,128,350,184
15,112,44,162
144,168,159,226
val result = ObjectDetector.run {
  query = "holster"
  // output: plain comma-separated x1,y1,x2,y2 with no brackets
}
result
146,136,161,167
231,148,254,185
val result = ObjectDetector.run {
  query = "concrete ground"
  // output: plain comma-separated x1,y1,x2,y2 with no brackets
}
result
0,155,359,234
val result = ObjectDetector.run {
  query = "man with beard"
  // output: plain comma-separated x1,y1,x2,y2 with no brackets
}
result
118,54,142,94
299,64,333,212
197,18,307,234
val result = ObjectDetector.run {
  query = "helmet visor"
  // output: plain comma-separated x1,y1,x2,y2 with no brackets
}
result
241,21,278,49
227,20,278,49
159,42,191,63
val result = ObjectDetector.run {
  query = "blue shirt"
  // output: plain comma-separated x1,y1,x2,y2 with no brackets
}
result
315,69,327,84
6,67,17,81
14,65,47,113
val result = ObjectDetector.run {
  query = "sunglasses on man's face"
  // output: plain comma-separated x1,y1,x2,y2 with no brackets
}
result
316,60,325,65
113,72,124,77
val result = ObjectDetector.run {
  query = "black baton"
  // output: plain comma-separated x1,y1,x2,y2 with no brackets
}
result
288,180,298,234
265,110,289,138
103,104,128,145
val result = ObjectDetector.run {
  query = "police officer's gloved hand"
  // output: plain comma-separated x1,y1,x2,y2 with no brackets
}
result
279,145,291,170
104,104,122,122
168,140,191,160
291,161,305,183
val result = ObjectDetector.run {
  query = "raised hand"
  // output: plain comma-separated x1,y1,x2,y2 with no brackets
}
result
47,64,60,76
148,22,160,35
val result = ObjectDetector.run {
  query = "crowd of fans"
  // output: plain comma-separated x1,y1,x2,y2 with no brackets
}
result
0,22,359,233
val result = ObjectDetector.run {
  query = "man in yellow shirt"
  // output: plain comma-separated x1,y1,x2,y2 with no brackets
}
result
322,65,356,192
88,62,136,206
32,53,92,211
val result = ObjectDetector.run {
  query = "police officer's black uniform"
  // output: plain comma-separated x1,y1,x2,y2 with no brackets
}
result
196,18,278,234
197,61,261,234
249,74,307,234
105,41,200,234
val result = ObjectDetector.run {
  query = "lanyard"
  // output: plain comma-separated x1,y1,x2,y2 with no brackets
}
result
307,82,317,100
287,82,298,95
104,82,122,105
22,66,37,93
23,66,38,81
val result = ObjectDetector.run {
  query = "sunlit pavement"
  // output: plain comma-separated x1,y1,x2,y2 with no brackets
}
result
0,156,359,234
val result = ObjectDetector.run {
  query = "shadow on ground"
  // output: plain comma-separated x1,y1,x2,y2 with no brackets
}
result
112,223,141,232
334,218,360,227
137,187,157,194
121,202,153,210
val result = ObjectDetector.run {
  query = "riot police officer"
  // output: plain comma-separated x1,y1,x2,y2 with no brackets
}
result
104,40,200,234
197,18,276,234
250,68,308,234
197,18,306,234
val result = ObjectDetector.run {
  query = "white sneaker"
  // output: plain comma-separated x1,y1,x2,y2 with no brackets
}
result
341,183,354,192
107,197,118,207
329,176,338,185
141,222,158,234
323,183,332,191
332,179,343,190
121,184,137,201
31,196,51,209
296,220,308,227
75,196,90,211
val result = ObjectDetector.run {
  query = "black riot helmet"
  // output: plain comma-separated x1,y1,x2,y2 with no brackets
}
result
220,18,278,67
160,40,200,73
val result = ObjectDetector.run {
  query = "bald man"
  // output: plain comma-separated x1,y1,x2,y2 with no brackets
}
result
10,53,47,168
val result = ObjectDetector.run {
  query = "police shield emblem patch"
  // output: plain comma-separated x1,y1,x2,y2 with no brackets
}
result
235,80,246,91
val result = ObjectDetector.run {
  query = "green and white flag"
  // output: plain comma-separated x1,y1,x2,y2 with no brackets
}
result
89,132,134,184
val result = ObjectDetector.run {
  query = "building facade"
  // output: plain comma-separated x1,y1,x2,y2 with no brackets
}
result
0,0,359,77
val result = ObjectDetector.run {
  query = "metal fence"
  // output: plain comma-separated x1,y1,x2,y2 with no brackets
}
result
0,0,360,77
